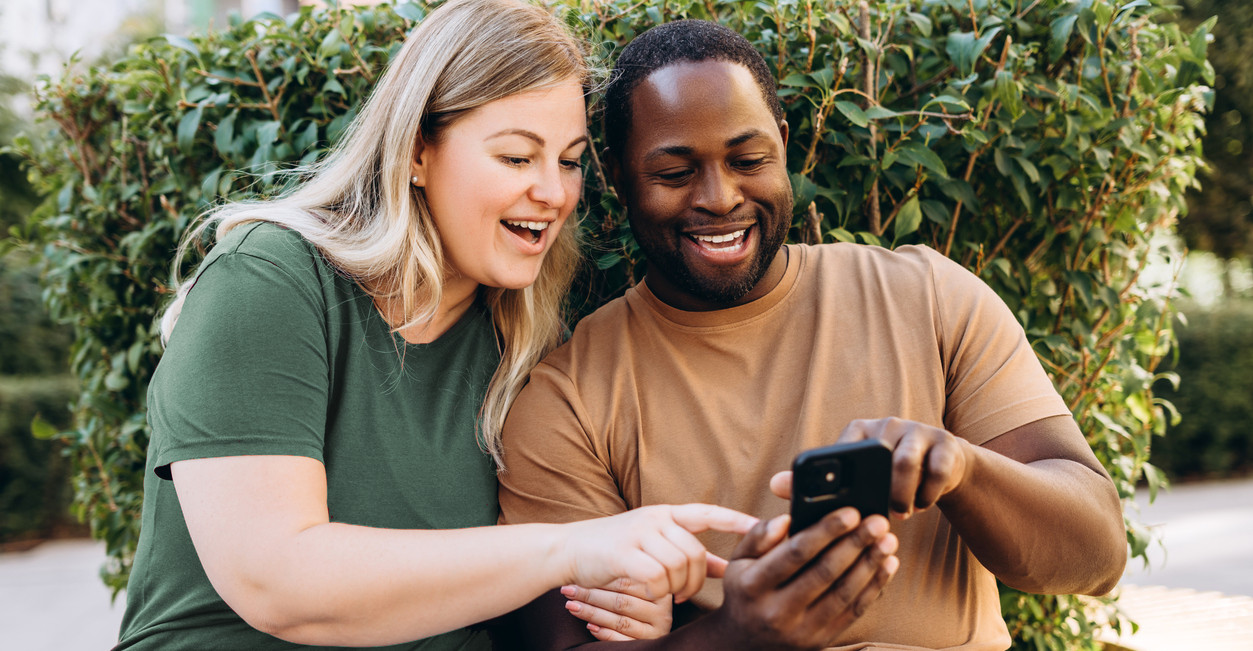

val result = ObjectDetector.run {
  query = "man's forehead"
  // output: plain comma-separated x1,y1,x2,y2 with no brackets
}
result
632,59,762,114
625,59,778,146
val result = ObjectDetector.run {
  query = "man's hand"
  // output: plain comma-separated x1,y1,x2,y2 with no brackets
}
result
837,417,972,518
706,509,899,649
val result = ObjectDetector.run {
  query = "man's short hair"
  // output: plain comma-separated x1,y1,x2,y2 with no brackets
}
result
602,19,783,157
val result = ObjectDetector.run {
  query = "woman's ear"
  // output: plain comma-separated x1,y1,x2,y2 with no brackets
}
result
410,138,430,187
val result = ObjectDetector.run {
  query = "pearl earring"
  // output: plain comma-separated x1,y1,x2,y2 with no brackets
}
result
411,175,419,185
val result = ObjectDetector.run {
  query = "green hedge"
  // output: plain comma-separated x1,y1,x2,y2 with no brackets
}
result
1152,301,1253,479
0,374,78,542
12,1,1211,647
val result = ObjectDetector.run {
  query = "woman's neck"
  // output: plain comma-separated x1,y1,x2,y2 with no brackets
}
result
380,275,480,345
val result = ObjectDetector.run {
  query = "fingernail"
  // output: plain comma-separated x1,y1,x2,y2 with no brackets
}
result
587,623,601,633
770,514,790,536
866,517,887,537
564,601,580,613
559,585,576,597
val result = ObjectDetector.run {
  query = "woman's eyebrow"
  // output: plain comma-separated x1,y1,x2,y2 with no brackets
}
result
487,128,545,145
486,129,589,151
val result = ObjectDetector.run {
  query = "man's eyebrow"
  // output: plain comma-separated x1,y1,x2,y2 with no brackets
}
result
726,129,769,148
642,130,772,163
487,129,590,151
643,145,694,163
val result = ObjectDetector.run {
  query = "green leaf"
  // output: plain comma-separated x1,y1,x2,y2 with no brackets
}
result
319,28,343,59
906,12,932,38
163,34,200,59
394,2,425,22
897,142,949,178
215,110,238,155
827,227,856,243
781,72,815,88
1049,14,1078,62
946,26,1002,77
926,94,971,111
834,101,869,127
790,173,817,215
1013,155,1040,184
865,106,900,120
894,195,922,241
994,70,1024,120
30,414,59,440
257,120,283,145
177,105,204,155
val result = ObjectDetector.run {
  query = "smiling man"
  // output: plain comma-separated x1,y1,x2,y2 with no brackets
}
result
497,19,1127,651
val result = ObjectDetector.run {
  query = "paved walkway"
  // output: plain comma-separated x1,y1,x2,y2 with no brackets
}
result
0,539,125,650
2,477,1251,649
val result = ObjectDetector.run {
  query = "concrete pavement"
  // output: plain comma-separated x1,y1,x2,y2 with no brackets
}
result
0,539,125,650
2,477,1251,650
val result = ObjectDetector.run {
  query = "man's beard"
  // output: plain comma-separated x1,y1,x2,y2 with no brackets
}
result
634,213,790,306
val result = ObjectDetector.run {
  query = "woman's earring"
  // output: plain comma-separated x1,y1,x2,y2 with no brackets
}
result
411,175,419,186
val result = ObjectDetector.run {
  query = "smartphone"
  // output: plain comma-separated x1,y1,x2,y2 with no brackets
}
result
789,439,893,535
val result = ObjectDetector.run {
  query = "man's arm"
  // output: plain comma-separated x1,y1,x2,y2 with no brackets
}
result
836,414,1126,596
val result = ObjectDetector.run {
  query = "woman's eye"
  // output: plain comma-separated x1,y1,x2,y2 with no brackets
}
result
500,156,531,167
560,158,582,171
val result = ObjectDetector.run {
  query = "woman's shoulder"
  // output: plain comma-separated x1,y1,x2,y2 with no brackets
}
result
211,221,320,268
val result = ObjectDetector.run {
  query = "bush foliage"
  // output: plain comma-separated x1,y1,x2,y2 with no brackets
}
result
1152,301,1253,479
13,0,1210,646
0,375,78,542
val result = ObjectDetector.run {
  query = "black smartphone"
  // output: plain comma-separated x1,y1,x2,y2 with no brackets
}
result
789,439,893,535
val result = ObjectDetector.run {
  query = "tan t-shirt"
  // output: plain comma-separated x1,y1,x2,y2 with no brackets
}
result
499,243,1071,650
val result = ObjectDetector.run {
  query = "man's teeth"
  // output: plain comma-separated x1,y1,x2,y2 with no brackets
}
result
504,220,550,232
692,229,745,244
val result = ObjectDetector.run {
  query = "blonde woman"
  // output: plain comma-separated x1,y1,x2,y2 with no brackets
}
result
112,1,755,649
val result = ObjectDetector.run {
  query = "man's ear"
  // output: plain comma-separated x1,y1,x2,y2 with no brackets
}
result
778,119,790,149
410,137,430,187
604,147,625,198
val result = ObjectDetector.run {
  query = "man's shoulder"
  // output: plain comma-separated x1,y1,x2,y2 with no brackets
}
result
799,241,957,291
542,291,637,374
805,240,948,269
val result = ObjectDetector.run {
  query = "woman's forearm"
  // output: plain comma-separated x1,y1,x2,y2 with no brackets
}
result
227,521,571,646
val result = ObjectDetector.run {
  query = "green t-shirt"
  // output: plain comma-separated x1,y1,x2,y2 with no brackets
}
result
115,222,500,650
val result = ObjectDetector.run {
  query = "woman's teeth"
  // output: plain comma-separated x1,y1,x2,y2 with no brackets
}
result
692,229,745,244
504,220,550,232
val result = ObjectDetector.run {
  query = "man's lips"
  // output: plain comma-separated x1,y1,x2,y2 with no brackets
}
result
682,224,755,258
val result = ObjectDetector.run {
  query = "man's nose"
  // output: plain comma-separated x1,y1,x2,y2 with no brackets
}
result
691,167,744,216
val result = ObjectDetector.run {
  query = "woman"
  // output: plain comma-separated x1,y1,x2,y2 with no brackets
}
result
112,1,753,648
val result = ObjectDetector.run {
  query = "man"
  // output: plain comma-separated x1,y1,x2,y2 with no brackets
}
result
498,19,1126,650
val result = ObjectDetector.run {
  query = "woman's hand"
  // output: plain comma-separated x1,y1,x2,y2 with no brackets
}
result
561,582,673,641
559,504,757,605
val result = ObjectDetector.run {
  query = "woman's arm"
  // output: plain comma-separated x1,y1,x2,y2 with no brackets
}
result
172,455,756,647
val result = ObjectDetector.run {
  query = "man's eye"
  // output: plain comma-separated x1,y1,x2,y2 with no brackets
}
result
656,169,693,182
733,158,767,170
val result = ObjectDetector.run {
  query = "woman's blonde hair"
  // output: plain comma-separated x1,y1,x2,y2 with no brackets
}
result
160,0,588,467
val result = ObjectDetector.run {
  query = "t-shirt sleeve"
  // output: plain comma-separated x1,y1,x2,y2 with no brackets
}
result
148,247,329,479
497,360,628,525
927,251,1072,446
